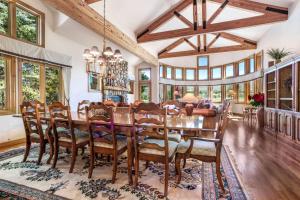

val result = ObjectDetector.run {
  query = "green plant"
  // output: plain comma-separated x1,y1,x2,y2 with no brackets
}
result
266,48,291,63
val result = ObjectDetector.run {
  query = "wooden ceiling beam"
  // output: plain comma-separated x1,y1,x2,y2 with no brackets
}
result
85,0,101,4
42,0,158,66
193,0,198,30
174,11,193,28
137,0,193,39
215,32,257,47
159,45,255,58
207,0,229,24
158,36,192,56
203,33,207,51
202,0,207,29
184,38,197,50
197,35,201,52
207,33,220,48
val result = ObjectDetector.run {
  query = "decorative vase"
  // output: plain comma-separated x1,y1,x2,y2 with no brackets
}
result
256,106,264,128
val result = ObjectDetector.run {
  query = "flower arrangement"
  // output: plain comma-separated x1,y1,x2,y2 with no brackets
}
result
248,93,264,107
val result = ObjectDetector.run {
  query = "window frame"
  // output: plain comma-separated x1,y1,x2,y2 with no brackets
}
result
210,66,222,80
165,66,172,79
198,85,209,99
138,68,152,102
0,55,16,115
237,82,246,104
249,56,255,73
225,63,235,78
185,68,196,81
198,68,209,81
211,85,222,103
238,60,246,76
0,0,45,47
197,55,209,67
174,67,183,80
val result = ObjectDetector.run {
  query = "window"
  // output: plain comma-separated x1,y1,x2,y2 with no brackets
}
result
0,0,9,35
19,60,63,105
166,85,173,100
159,66,163,78
198,86,208,99
166,67,172,79
198,69,208,80
211,67,222,79
175,85,184,99
138,68,151,102
249,80,255,96
198,56,209,67
0,0,44,46
237,83,245,103
225,64,234,78
175,68,183,80
140,85,151,103
250,57,255,73
211,85,222,103
238,61,245,76
186,69,195,80
45,66,61,105
186,86,195,95
139,69,151,81
225,84,234,100
0,57,7,109
159,84,164,102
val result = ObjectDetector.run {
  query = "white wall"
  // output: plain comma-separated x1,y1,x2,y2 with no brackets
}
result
0,0,140,143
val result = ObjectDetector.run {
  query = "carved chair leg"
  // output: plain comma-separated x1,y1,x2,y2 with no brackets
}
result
107,155,111,162
164,161,169,197
134,155,139,187
145,161,149,169
52,138,59,169
183,156,187,168
37,142,45,165
88,146,94,178
112,152,118,183
69,146,78,173
175,154,182,184
47,136,54,164
81,147,85,155
23,140,31,162
216,157,225,193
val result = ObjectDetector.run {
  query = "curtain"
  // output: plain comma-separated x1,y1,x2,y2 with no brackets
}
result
62,67,72,105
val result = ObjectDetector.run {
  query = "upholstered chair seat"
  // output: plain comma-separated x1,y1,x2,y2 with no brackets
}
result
94,135,127,150
57,129,89,144
177,139,216,157
140,138,178,157
167,132,182,143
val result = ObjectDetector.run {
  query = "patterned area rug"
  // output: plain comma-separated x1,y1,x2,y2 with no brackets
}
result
0,146,247,200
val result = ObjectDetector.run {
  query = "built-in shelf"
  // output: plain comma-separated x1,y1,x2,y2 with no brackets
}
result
267,81,276,84
280,98,293,101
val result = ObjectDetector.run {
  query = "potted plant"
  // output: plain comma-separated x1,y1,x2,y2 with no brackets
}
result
266,48,291,64
248,93,265,128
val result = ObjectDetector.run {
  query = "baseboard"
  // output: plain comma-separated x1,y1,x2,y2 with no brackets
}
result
0,138,25,149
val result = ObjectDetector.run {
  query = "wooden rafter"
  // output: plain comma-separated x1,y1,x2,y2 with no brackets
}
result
85,0,101,4
42,0,158,66
174,11,193,28
137,0,288,43
158,32,257,58
193,0,198,30
207,0,229,24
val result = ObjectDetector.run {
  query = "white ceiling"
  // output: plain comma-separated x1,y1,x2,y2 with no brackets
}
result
89,0,295,62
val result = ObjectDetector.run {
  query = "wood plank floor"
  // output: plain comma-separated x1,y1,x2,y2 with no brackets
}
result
0,117,300,200
224,117,300,200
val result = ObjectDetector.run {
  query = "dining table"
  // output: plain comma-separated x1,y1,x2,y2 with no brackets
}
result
37,111,217,184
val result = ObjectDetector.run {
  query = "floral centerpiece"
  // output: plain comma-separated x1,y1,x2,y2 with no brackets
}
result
248,93,264,107
248,93,264,127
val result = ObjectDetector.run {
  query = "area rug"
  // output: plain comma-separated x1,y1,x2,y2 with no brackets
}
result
0,146,247,200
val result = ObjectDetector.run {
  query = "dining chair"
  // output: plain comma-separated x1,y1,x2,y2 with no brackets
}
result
49,102,89,173
20,101,52,164
175,104,230,193
77,100,90,113
103,100,117,107
85,103,127,183
133,103,178,197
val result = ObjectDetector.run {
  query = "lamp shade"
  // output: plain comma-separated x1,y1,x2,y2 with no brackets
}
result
90,46,100,57
83,49,91,59
182,93,199,103
104,46,113,56
97,56,105,64
114,49,122,58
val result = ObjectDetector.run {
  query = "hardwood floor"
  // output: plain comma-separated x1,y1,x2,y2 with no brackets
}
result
224,116,300,200
0,117,300,200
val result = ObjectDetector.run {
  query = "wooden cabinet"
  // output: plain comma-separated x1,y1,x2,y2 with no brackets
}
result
295,115,300,143
264,109,276,134
277,111,293,139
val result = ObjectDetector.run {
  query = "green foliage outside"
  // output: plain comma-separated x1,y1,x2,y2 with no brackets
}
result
46,67,60,105
16,6,37,44
0,0,8,34
22,62,40,101
212,86,221,102
0,58,6,109
141,72,150,81
140,85,150,102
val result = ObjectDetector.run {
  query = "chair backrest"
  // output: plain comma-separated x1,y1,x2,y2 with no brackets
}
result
216,102,230,141
31,99,46,113
85,103,115,146
133,103,168,155
117,102,130,107
49,102,74,142
77,100,90,113
103,100,117,107
20,101,44,139
131,100,143,108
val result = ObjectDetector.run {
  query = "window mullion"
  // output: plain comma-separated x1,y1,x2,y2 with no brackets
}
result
40,64,46,103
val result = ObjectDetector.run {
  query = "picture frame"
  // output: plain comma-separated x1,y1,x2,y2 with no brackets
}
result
88,72,101,92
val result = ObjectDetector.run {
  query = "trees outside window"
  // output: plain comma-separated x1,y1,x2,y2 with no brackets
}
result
199,86,208,99
140,85,150,102
0,57,7,109
238,83,245,103
21,62,40,101
225,84,234,100
139,68,151,102
46,66,61,104
212,85,222,103
0,0,9,35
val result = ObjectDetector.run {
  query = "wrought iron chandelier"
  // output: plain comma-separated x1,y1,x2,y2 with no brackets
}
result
83,0,123,75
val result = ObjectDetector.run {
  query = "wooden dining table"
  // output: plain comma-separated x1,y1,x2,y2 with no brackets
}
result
38,111,216,184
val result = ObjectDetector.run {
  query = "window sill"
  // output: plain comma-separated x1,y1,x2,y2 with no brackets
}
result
0,111,16,116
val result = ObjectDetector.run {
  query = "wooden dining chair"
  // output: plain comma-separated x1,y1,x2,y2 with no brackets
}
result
49,102,89,173
85,103,127,183
103,100,117,107
20,101,52,164
133,103,178,197
175,106,230,193
77,100,90,113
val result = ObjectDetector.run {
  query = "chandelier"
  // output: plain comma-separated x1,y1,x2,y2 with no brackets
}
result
83,0,123,76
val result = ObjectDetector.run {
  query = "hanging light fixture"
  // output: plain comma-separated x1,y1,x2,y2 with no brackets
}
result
82,0,123,75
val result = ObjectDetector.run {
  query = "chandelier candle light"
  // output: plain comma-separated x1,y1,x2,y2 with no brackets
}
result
83,0,123,76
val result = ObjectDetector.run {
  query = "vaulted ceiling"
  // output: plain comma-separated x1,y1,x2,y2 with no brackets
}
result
88,0,293,60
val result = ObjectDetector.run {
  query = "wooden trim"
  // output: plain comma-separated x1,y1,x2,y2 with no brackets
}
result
197,55,209,67
0,138,26,150
210,66,223,80
174,67,183,80
185,68,196,81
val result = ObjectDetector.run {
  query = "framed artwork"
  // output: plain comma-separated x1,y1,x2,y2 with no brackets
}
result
88,72,101,92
